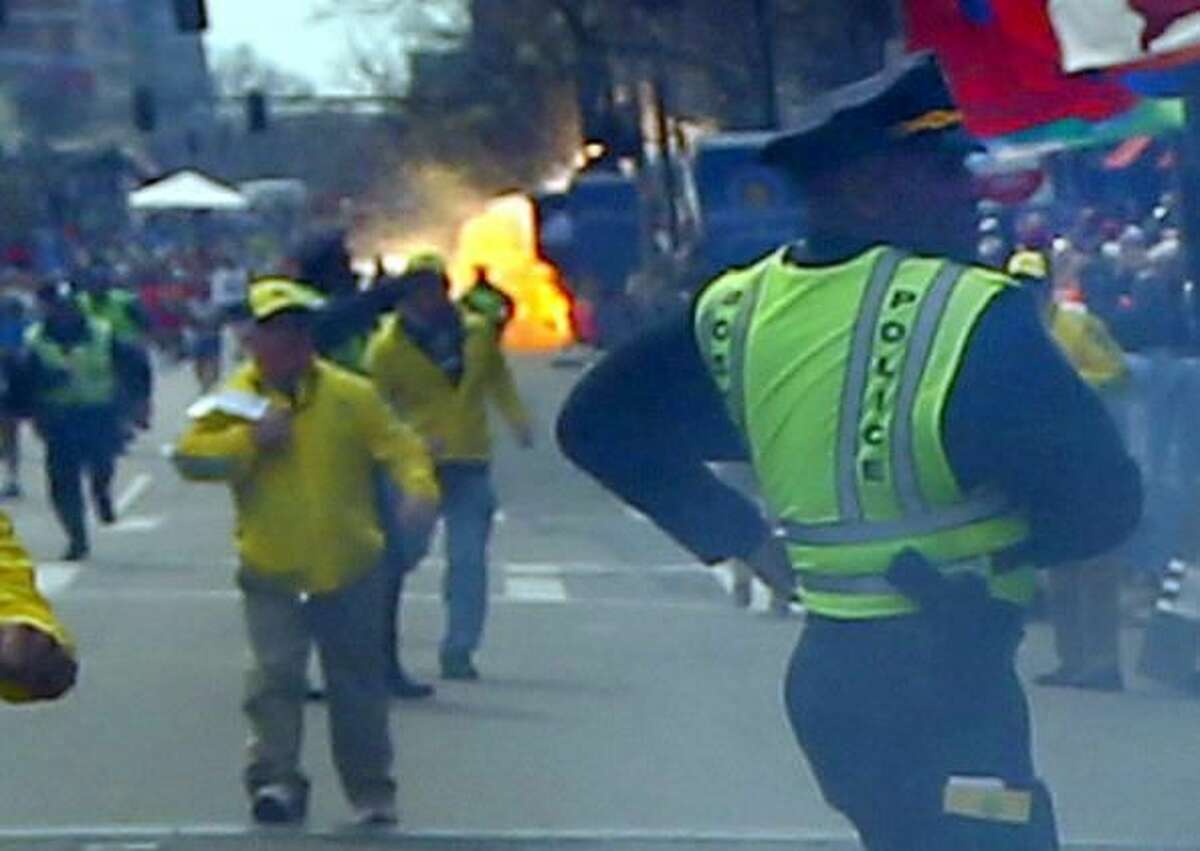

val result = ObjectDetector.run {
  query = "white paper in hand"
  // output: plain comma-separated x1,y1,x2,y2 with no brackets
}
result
187,390,271,422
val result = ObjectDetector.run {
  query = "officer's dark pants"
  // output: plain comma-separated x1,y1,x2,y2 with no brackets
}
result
785,605,1059,851
41,410,118,548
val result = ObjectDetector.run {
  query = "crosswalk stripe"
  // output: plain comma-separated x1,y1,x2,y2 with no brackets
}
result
35,564,82,598
102,516,164,534
505,575,569,602
115,474,153,515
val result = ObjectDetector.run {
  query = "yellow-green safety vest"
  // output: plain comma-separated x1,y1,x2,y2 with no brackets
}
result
26,319,117,408
694,245,1035,619
79,290,143,345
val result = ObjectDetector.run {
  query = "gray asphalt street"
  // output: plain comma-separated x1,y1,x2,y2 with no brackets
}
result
0,353,1195,850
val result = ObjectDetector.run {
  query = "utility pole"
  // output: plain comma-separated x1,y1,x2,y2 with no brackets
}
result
1180,92,1200,342
753,0,779,129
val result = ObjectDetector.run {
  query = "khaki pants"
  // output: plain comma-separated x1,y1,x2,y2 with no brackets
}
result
1047,559,1122,675
240,566,395,810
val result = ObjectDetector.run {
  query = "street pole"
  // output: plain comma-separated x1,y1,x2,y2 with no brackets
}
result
753,0,779,129
652,60,679,252
1181,92,1200,342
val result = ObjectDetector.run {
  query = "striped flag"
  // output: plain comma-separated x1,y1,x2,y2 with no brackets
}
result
1049,0,1200,72
905,0,1137,137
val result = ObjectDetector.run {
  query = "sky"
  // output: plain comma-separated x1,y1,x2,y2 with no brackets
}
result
203,0,353,93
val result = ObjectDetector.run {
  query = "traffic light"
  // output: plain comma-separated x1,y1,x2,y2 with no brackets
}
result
246,90,268,133
173,0,208,33
133,86,157,133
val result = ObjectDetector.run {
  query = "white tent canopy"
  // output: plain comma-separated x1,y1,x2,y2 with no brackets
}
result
128,169,250,212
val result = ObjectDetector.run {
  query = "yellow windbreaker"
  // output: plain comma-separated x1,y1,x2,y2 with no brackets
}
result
365,312,531,462
173,359,439,594
1047,302,1128,390
0,513,74,702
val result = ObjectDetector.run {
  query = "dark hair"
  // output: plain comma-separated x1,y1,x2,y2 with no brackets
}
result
256,307,316,331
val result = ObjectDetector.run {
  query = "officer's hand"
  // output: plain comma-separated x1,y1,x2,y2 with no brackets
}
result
0,624,77,701
253,408,293,452
741,535,796,600
514,423,535,449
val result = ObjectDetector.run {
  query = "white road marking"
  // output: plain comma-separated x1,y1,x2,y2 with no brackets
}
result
503,561,702,577
622,506,651,523
115,473,153,515
0,825,1154,850
505,576,569,603
35,564,82,598
711,562,737,595
104,515,164,534
54,587,765,615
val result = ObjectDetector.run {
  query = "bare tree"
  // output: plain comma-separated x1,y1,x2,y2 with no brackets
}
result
211,44,318,98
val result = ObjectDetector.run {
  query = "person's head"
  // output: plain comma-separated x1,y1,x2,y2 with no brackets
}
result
976,235,1007,269
395,267,453,326
763,56,982,263
1015,211,1050,251
244,279,325,388
1117,225,1148,271
74,264,115,299
294,230,356,297
36,281,82,326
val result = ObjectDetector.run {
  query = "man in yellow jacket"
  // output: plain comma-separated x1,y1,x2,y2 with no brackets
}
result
1009,249,1129,691
366,264,532,680
0,513,76,703
173,279,439,826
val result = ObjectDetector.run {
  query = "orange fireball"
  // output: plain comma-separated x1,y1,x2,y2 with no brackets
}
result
449,194,575,351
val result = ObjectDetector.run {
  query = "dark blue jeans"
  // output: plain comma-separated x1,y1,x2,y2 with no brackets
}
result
784,608,1059,850
436,462,496,657
378,463,497,669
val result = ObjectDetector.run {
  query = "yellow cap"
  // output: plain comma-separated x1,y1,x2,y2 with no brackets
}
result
1005,250,1049,281
405,251,447,275
248,278,326,321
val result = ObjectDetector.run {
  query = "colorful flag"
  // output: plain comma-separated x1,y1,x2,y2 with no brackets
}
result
1048,0,1200,72
905,0,1138,137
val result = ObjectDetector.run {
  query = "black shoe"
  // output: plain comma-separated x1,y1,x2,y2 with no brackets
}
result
305,684,326,702
251,783,306,825
388,671,435,700
1,482,20,500
96,493,115,525
62,540,89,562
440,652,480,681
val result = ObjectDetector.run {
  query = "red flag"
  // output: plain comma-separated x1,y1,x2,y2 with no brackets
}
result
905,0,1137,137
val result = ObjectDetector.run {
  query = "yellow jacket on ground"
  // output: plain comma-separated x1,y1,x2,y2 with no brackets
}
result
173,359,438,594
1047,302,1128,390
365,312,531,462
0,513,74,702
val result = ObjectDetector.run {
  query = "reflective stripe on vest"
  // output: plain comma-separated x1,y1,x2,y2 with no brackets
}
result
27,320,116,407
694,246,1034,618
